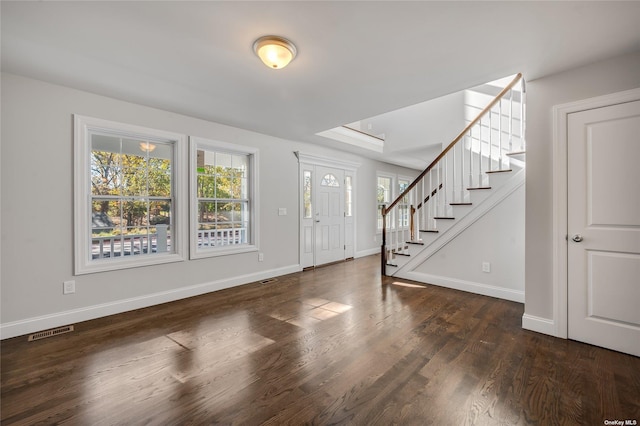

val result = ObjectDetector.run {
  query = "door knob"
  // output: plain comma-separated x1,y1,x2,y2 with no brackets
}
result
571,234,583,242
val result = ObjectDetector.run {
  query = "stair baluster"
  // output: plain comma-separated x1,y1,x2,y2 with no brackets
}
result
381,73,524,276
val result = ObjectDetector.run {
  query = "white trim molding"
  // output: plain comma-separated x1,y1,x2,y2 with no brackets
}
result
73,115,188,275
295,151,360,268
551,87,640,339
294,151,360,171
355,247,380,259
0,264,301,340
522,313,556,336
402,272,524,303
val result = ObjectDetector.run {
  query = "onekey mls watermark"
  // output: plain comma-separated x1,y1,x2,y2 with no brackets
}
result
604,420,637,425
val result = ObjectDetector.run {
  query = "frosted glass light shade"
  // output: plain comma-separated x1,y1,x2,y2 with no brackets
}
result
253,36,297,69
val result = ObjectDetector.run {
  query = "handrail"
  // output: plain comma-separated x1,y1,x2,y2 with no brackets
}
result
382,73,522,215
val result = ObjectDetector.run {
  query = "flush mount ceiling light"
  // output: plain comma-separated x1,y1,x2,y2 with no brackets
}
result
253,35,297,69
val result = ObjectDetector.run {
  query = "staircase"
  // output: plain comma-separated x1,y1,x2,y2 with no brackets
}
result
381,74,525,288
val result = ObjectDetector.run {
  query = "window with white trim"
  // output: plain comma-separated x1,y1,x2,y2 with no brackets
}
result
74,115,186,274
377,175,393,230
190,137,258,258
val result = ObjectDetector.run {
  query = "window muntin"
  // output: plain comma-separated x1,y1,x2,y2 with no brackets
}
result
190,138,258,258
74,115,186,274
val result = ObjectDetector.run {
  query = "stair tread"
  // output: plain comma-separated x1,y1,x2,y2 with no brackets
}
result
467,186,492,190
420,229,439,233
434,217,455,220
506,151,526,156
450,202,472,205
486,169,513,174
406,241,424,245
386,263,398,267
394,253,411,257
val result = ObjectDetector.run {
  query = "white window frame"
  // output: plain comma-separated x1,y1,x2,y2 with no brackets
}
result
189,137,259,259
376,173,395,232
74,115,187,275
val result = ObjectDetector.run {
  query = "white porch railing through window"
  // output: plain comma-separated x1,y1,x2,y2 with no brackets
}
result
197,227,247,248
92,225,247,259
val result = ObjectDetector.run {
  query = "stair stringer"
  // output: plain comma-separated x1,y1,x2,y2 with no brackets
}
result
390,168,524,301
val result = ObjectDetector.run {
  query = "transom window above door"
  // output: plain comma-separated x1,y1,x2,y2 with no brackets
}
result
321,173,340,187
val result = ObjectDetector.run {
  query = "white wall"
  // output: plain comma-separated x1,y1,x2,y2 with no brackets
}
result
412,185,525,302
0,73,417,338
524,51,640,326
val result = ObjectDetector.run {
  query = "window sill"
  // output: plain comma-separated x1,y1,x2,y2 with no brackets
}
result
190,244,258,260
75,252,185,275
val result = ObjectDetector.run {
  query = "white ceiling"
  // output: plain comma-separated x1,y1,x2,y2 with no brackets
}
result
2,1,639,169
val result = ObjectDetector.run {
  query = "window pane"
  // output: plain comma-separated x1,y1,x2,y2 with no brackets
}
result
377,177,391,203
216,152,233,176
230,177,247,199
216,202,232,225
149,171,171,197
123,200,149,227
321,173,340,187
121,167,148,196
91,152,121,196
303,170,312,219
92,200,120,235
198,201,216,223
345,176,352,217
232,154,248,177
197,175,216,198
150,200,171,225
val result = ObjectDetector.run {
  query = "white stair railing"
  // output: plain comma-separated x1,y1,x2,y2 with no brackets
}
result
381,73,525,275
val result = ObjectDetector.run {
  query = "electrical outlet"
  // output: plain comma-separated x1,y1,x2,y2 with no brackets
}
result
258,252,264,262
63,280,76,294
482,262,491,273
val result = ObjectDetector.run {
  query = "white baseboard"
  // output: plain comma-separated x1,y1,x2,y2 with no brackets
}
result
0,264,301,340
355,247,380,258
399,271,525,303
522,313,557,337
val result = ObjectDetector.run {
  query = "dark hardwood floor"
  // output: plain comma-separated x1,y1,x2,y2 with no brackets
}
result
2,255,639,425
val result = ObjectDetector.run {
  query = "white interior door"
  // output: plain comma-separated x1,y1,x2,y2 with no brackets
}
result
314,166,345,266
567,100,640,357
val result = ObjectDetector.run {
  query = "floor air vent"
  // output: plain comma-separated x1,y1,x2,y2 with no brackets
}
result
28,325,74,342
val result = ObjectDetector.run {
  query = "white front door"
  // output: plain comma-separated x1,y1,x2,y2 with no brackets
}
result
314,166,345,266
567,100,640,357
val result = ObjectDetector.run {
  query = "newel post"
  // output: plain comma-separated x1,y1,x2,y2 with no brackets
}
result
381,204,387,277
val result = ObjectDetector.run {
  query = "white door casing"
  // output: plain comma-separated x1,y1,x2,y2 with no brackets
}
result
296,152,359,269
567,100,640,357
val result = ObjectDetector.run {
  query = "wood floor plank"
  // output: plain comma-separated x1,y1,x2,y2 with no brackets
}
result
2,255,639,425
